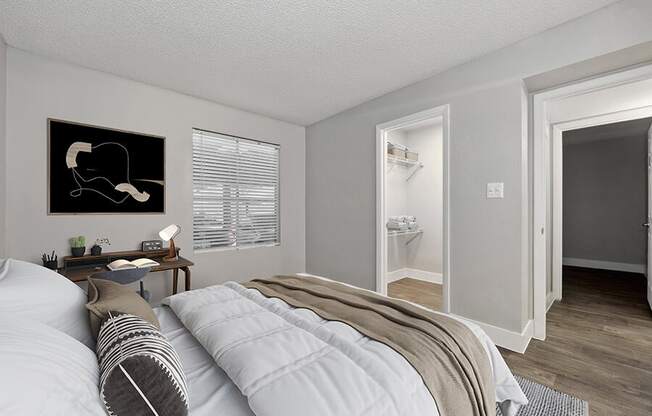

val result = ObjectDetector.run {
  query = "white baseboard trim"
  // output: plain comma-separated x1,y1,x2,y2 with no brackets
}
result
386,268,442,284
546,291,556,312
563,257,645,275
386,269,406,283
452,315,534,353
648,284,652,311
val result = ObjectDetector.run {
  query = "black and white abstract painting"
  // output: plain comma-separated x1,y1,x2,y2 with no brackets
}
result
48,119,165,214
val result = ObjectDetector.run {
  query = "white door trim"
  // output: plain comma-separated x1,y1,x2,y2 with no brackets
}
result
533,63,652,340
375,105,450,313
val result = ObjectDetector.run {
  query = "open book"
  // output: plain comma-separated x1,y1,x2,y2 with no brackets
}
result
106,258,160,271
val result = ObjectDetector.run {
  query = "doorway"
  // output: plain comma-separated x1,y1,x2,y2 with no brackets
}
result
559,118,651,296
375,105,450,313
533,64,652,339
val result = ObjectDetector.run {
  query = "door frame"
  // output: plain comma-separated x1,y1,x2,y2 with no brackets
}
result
533,63,652,340
375,104,450,313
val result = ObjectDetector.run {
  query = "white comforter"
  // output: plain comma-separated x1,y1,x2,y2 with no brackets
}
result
163,280,527,416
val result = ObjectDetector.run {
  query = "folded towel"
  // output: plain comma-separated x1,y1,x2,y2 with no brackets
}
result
387,222,408,231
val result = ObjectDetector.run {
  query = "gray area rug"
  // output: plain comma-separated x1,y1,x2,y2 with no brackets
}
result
497,375,588,416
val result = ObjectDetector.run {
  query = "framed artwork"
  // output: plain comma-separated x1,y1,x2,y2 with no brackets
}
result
48,119,165,214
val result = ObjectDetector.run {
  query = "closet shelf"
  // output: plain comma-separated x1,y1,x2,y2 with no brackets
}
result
387,155,424,181
387,155,422,168
387,229,423,245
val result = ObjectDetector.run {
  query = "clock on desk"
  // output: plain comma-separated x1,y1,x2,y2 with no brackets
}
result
141,240,163,251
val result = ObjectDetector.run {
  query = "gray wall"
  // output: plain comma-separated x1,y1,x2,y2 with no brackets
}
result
0,38,6,258
4,48,306,303
306,0,652,333
563,136,647,265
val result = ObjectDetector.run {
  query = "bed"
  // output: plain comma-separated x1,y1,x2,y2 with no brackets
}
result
0,259,527,416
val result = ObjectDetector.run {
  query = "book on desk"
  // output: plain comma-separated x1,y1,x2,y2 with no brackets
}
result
107,258,160,271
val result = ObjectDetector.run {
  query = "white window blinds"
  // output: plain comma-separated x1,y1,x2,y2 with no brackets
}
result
192,129,280,250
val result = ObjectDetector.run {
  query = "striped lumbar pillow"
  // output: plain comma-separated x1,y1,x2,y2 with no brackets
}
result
97,312,189,416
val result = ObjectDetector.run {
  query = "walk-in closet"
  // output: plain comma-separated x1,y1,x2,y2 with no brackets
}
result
385,119,443,311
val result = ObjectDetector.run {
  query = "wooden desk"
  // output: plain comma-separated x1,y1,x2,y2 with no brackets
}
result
59,249,194,295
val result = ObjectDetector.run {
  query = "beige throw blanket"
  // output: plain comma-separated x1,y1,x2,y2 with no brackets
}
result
245,275,496,416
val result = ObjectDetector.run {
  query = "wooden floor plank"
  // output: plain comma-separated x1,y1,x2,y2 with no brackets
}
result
388,277,442,311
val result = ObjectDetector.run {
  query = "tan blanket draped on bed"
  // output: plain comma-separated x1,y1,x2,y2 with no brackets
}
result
244,275,495,416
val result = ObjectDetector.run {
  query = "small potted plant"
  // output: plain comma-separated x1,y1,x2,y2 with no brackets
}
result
90,237,110,256
69,236,86,257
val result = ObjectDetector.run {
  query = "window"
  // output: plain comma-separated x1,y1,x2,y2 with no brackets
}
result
192,129,280,250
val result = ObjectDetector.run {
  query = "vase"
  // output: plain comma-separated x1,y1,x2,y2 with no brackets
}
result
71,246,85,257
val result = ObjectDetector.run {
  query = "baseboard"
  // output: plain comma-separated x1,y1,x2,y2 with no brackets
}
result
563,257,645,275
546,291,556,312
452,315,534,353
386,268,442,284
648,284,652,311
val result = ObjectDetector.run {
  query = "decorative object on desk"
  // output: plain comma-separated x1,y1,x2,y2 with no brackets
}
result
141,239,163,251
41,251,58,270
48,119,165,214
90,237,110,256
159,224,181,262
107,258,160,271
69,236,86,257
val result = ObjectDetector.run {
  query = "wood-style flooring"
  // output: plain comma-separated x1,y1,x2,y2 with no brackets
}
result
502,267,652,416
388,277,442,311
388,268,652,416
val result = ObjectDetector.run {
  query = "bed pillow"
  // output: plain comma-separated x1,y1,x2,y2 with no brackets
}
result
98,312,189,416
0,316,106,415
86,277,160,339
0,258,94,348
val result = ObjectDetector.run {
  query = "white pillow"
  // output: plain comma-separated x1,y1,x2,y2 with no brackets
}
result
0,258,94,348
0,317,106,415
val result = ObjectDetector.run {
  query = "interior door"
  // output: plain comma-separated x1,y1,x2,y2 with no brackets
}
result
647,123,652,310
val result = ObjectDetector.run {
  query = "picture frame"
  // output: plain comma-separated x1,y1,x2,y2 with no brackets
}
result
47,118,166,215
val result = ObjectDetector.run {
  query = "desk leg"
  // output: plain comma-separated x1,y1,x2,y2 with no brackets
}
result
182,266,191,292
172,269,179,295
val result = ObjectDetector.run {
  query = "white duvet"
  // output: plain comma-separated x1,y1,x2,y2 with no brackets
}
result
162,280,527,416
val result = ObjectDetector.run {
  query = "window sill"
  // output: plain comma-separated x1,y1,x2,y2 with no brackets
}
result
194,242,280,254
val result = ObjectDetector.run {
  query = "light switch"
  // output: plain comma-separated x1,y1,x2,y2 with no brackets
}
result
487,182,504,199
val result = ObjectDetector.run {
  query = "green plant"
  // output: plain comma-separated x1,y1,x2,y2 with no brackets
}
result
69,236,86,248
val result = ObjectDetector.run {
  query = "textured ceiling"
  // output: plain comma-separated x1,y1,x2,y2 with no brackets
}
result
0,1,618,125
564,117,652,145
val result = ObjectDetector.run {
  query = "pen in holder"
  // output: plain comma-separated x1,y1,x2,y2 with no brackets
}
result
42,251,58,271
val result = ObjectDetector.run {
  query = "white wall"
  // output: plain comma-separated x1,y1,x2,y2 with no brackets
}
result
405,124,443,275
4,48,306,302
0,38,5,258
306,0,652,333
563,136,647,267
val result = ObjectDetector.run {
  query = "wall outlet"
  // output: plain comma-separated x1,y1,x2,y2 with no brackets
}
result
487,182,504,199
